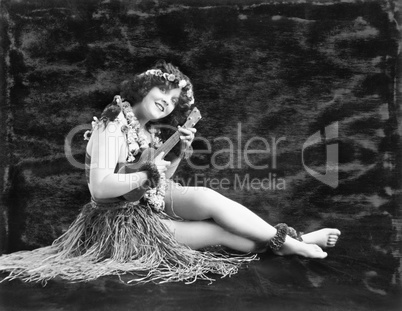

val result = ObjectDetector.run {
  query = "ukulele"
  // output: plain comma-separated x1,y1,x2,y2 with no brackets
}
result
117,107,202,202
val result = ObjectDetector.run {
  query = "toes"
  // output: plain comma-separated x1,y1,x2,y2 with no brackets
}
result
315,247,328,258
315,245,327,258
327,236,338,247
326,230,341,247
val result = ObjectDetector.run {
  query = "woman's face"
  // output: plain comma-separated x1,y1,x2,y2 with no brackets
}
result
140,86,181,120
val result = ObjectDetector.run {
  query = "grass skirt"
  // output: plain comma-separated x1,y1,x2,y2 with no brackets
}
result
0,200,257,284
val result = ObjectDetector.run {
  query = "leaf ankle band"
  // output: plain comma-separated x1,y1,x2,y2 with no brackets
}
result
269,223,289,251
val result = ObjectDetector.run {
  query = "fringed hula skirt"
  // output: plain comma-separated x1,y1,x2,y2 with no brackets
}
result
0,200,257,285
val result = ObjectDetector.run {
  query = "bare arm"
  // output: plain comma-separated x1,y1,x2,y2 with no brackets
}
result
88,121,149,200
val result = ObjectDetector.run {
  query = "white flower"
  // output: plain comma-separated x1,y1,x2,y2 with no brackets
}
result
140,141,148,149
187,89,193,98
178,80,187,88
168,74,175,81
83,130,92,141
127,154,135,162
129,141,139,153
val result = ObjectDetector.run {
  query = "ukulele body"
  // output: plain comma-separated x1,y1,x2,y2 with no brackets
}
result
117,107,202,202
116,148,158,202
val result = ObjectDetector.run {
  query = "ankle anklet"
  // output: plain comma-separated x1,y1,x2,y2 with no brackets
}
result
287,226,304,242
269,223,288,251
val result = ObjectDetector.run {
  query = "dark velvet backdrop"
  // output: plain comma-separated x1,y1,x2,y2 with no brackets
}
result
0,0,401,310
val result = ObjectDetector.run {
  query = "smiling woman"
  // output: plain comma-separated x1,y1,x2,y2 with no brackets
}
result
137,86,180,120
0,60,340,285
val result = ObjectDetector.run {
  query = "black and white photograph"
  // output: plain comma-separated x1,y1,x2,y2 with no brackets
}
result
0,0,400,310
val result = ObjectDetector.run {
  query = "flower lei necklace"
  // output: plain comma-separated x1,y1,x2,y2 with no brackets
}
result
84,95,166,213
118,96,166,212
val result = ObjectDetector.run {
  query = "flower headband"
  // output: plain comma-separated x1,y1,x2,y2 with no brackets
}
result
141,69,194,105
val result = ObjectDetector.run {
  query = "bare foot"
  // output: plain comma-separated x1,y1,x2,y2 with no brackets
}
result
272,236,328,259
301,229,341,248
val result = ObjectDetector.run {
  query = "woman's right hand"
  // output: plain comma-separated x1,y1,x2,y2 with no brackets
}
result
154,152,171,175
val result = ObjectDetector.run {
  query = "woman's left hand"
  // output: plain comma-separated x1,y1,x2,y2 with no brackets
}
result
178,126,196,149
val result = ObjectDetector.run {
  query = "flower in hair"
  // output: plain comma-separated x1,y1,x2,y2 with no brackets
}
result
142,68,195,106
178,80,187,88
168,74,175,81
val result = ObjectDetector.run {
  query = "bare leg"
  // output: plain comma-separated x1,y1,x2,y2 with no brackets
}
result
164,186,276,243
164,185,328,258
161,219,328,258
161,219,258,252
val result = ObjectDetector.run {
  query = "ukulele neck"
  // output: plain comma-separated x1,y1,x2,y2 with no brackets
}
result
154,131,181,158
151,107,202,160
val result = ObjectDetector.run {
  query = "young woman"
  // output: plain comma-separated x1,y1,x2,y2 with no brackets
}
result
0,61,340,284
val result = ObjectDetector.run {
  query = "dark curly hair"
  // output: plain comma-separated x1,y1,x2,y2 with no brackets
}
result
122,60,193,124
112,60,195,156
